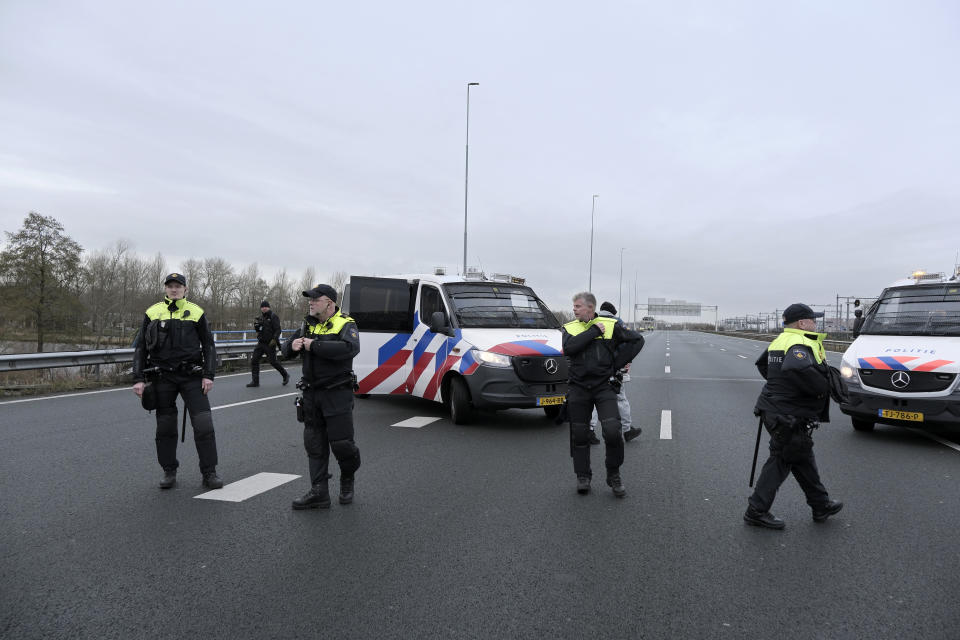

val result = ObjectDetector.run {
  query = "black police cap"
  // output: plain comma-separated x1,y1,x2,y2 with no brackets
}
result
783,303,824,324
303,284,337,302
164,272,186,286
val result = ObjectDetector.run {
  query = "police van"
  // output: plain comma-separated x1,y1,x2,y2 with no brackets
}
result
341,270,568,424
839,268,960,431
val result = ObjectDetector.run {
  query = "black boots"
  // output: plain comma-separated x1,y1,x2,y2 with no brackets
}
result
624,426,642,442
743,506,785,529
202,472,224,489
606,473,626,498
339,476,355,505
159,470,177,489
813,500,844,522
246,381,259,388
282,373,290,386
292,483,331,510
576,476,591,494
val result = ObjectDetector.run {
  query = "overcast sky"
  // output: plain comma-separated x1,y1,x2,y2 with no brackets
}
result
2,1,958,319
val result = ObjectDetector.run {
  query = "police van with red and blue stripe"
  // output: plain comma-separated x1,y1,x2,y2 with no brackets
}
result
342,270,568,424
839,268,960,431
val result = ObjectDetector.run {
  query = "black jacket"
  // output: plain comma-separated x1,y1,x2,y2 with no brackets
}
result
562,313,644,389
754,331,830,420
257,309,282,345
132,297,216,381
281,310,359,388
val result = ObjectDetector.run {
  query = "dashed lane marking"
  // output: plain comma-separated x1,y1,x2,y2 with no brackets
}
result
660,410,672,439
665,366,671,374
666,353,670,357
737,355,748,359
720,348,726,351
392,416,442,428
194,472,300,502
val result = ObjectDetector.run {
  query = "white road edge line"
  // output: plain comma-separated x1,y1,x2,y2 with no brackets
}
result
194,472,300,502
660,410,672,439
919,431,960,453
212,393,298,411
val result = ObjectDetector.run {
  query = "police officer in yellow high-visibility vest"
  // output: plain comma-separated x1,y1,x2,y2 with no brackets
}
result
744,303,843,529
283,283,361,510
132,272,223,490
562,292,643,497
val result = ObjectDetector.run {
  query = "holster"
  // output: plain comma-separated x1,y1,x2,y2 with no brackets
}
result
141,380,158,412
295,396,305,423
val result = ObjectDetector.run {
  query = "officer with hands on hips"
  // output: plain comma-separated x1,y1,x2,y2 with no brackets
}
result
247,300,289,388
562,291,644,497
283,283,362,510
744,303,843,529
132,272,223,490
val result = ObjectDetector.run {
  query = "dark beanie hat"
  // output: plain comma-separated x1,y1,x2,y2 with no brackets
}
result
260,301,270,308
600,301,617,315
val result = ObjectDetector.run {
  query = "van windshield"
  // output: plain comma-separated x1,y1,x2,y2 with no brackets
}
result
861,284,960,336
445,283,560,329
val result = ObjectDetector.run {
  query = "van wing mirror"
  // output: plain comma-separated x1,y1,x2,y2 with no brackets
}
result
428,311,454,336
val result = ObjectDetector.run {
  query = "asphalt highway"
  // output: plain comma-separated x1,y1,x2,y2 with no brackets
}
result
2,330,959,639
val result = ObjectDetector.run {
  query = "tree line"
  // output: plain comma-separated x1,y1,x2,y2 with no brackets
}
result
0,212,345,353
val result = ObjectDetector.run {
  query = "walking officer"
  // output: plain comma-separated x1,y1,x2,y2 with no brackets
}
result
247,300,289,387
283,283,362,510
562,292,644,497
132,272,223,490
744,303,843,529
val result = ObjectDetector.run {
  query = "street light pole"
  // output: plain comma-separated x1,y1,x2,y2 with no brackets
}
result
463,82,479,276
618,247,626,312
588,194,599,291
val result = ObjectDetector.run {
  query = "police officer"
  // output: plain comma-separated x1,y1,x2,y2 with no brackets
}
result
247,300,289,388
132,272,223,490
562,292,644,497
589,301,643,443
744,303,843,529
283,283,361,510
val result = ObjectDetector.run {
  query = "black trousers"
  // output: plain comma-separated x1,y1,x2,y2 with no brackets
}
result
568,383,624,478
748,412,830,512
251,343,287,382
302,386,361,486
153,372,218,474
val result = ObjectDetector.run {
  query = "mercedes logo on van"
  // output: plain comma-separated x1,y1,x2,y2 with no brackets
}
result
544,358,559,375
890,371,911,389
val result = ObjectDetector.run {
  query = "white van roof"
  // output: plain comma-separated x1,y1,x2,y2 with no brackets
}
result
363,272,528,286
886,268,960,288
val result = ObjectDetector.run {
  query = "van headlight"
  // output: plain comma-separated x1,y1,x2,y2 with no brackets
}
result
474,349,512,368
840,364,856,379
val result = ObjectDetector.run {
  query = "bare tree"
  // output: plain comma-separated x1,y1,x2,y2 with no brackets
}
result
203,257,237,329
328,270,348,301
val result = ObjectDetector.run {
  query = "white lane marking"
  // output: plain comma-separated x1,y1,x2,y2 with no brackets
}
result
720,348,726,351
0,371,269,406
392,416,442,428
919,431,960,453
665,365,671,374
737,355,748,359
194,472,300,502
212,393,297,411
665,353,670,357
660,410,672,439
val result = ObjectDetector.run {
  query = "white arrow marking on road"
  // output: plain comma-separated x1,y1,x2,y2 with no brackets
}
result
660,410,672,439
392,416,442,428
194,472,300,502
665,366,671,373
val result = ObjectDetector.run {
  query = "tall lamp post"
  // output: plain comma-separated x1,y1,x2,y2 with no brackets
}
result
618,247,626,312
588,194,599,291
463,82,479,276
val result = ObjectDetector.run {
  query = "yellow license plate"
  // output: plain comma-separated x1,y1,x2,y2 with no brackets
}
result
537,396,564,407
879,409,924,422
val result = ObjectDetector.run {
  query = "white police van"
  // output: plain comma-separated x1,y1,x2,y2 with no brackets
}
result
341,270,568,424
839,268,960,431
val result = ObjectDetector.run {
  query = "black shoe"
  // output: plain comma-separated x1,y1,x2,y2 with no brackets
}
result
159,470,177,489
588,432,601,445
202,472,224,489
339,476,354,505
606,473,626,498
576,476,591,495
292,485,331,510
282,373,290,386
812,500,843,522
743,507,785,530
246,381,259,388
624,426,643,442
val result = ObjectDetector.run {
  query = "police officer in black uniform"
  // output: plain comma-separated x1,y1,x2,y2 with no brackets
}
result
247,300,289,387
744,303,843,529
562,291,644,497
283,284,361,510
132,272,223,490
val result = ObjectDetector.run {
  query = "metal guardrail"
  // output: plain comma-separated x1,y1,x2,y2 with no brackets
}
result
697,330,853,353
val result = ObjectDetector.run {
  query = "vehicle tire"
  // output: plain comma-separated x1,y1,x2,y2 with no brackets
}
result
543,405,562,419
851,418,875,432
449,377,473,425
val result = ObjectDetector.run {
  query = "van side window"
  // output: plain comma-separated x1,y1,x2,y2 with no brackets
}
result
348,277,415,332
420,285,447,325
